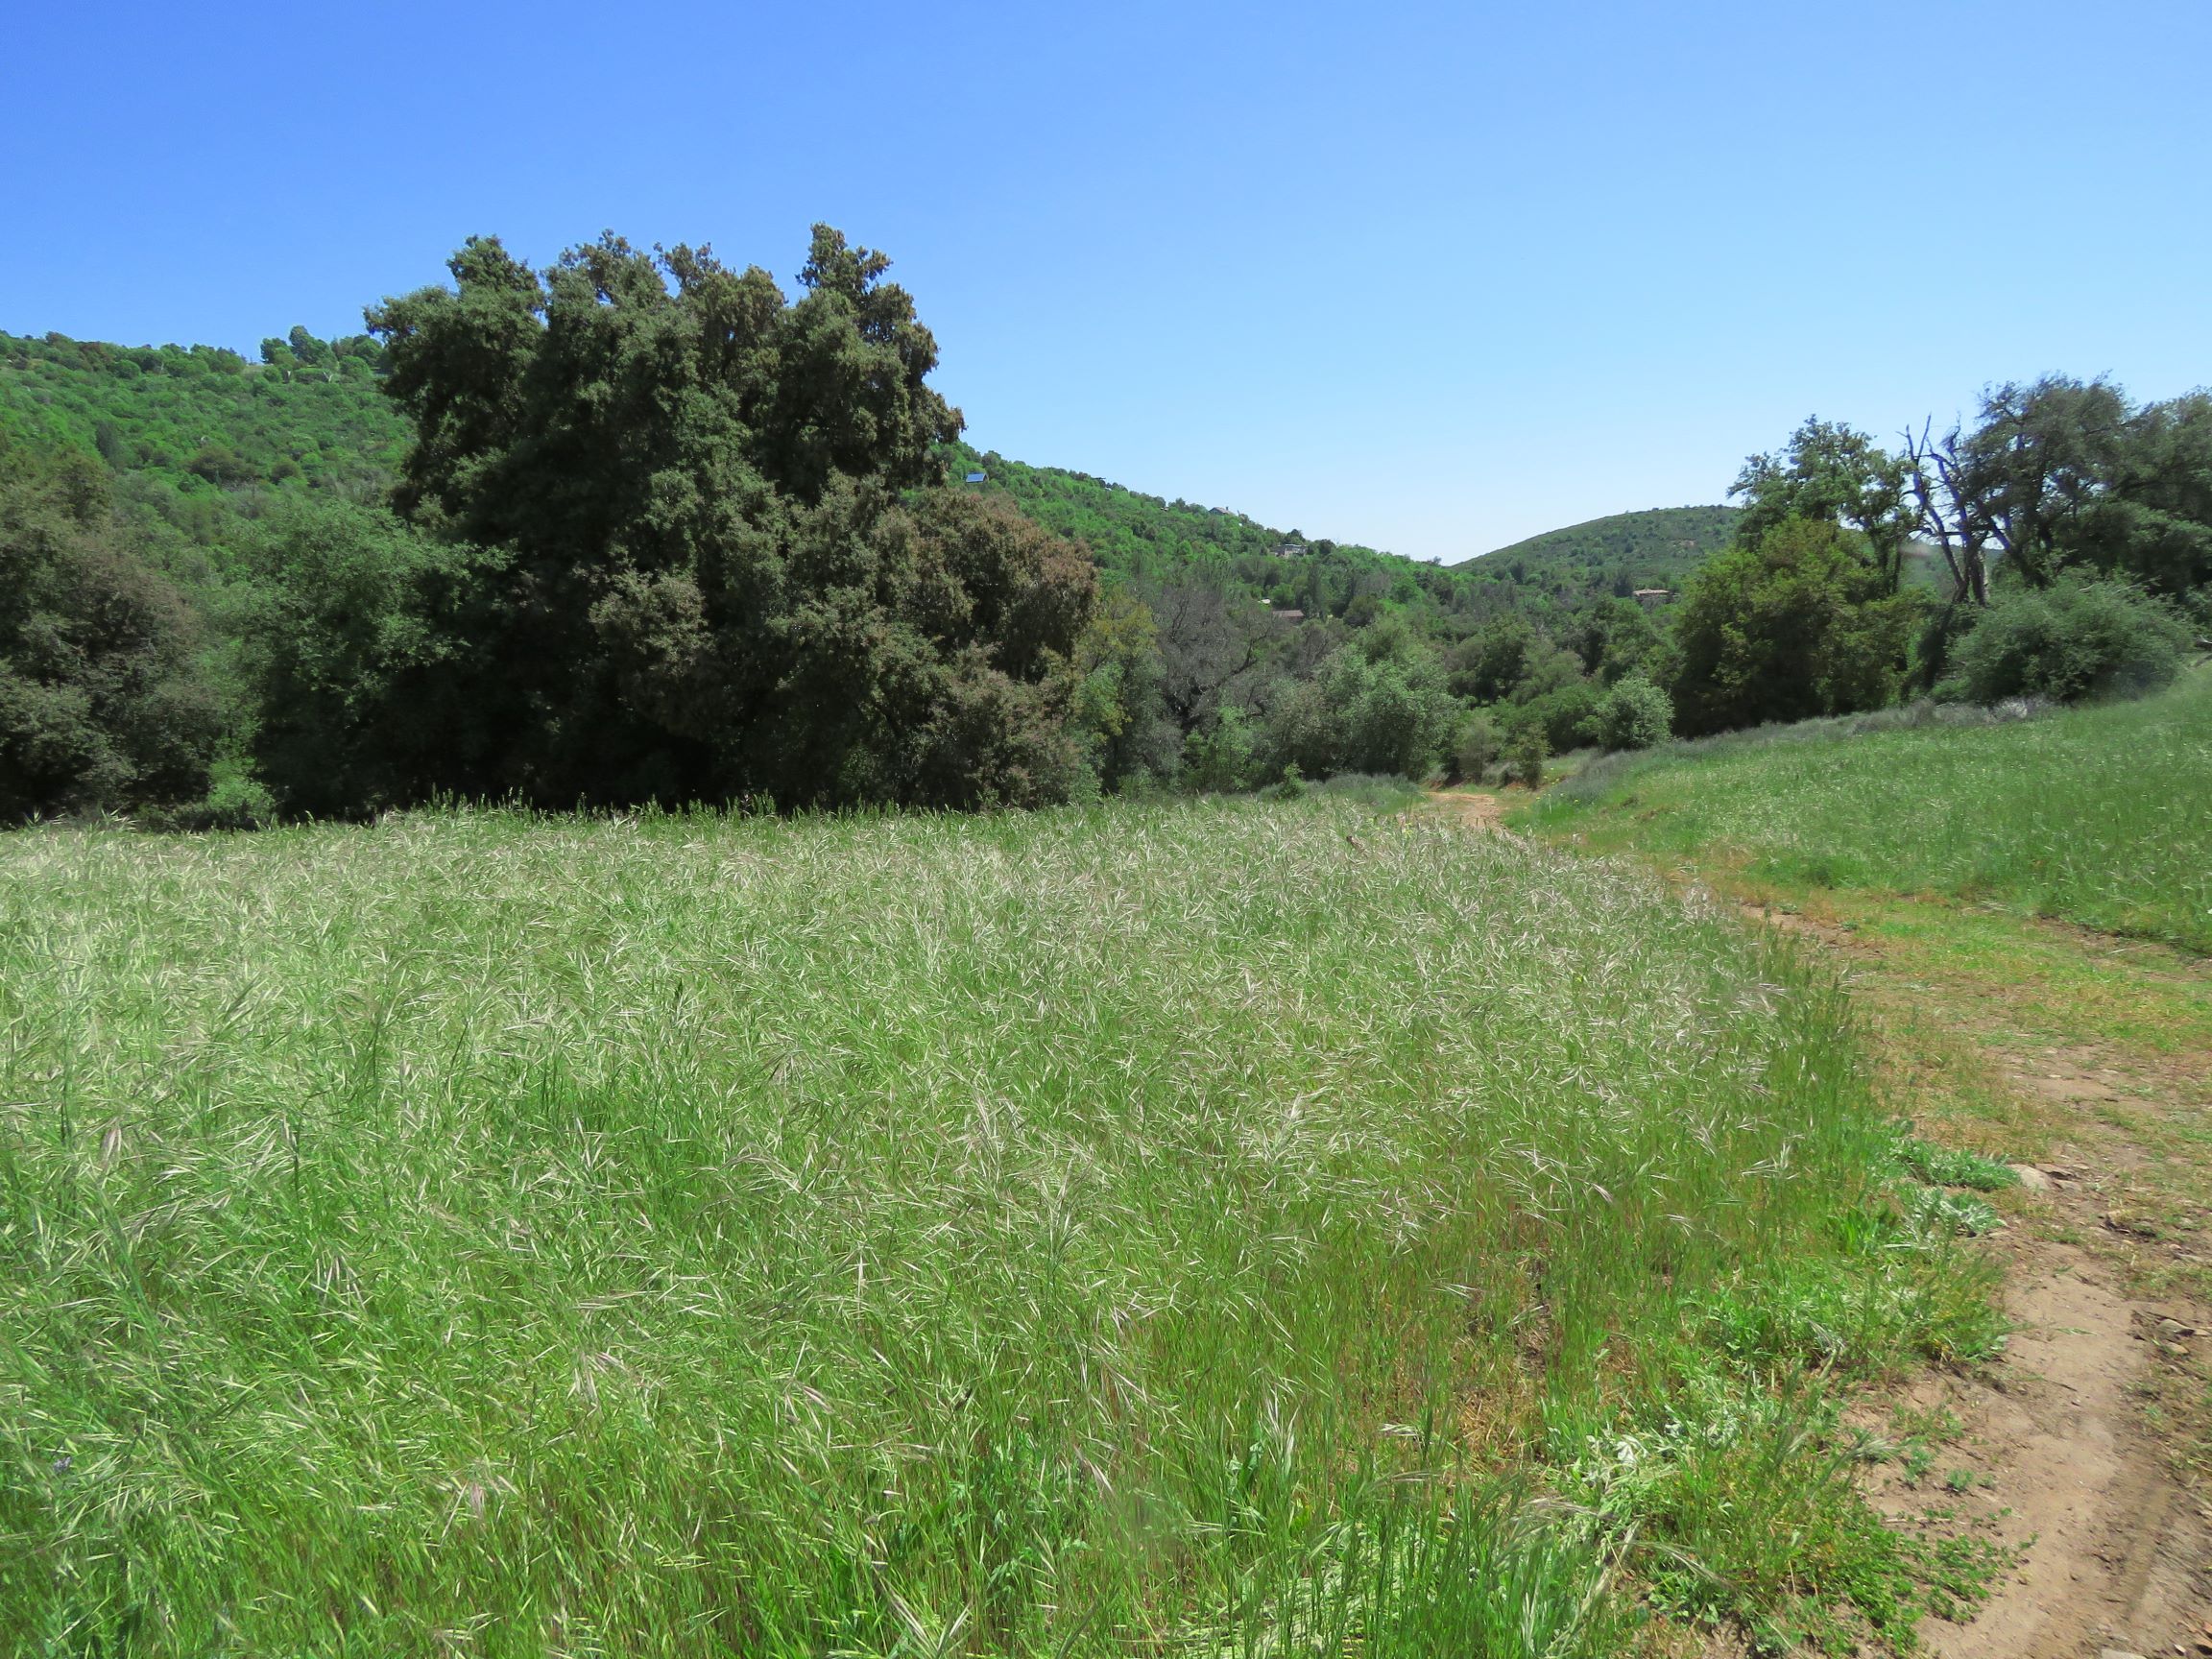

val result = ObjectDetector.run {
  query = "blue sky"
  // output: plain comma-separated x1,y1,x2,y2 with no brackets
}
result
6,1,2207,562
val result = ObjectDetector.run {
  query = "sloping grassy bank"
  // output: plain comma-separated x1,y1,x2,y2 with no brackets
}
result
1530,671,2212,952
1,798,1995,1654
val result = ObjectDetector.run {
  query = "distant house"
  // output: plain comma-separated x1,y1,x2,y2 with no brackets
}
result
1632,589,1671,607
964,470,987,484
1271,542,1304,559
1268,608,1306,623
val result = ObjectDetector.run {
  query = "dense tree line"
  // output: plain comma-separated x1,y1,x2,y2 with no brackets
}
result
1669,389,2208,736
3,234,2207,826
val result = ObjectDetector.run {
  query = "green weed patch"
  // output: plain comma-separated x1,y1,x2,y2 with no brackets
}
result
0,796,2000,1653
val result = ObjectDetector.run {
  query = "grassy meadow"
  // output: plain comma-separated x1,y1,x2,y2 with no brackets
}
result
1531,669,2212,952
1,794,2002,1655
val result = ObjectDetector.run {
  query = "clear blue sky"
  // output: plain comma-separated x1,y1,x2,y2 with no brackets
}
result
6,1,2207,562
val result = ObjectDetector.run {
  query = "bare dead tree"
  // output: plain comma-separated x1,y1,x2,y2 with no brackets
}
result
1150,583,1267,733
1901,418,1991,607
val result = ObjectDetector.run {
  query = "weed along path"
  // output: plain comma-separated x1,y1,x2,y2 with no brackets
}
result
1465,765,2212,1658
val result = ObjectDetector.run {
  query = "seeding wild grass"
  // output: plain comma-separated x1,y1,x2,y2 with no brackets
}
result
1532,670,2212,952
0,796,1998,1655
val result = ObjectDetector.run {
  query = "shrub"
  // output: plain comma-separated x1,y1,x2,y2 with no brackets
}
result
1520,680,1604,753
1509,724,1550,788
1263,624,1457,781
1949,574,2189,705
1453,710,1502,781
238,496,502,817
1183,703,1259,792
0,446,218,819
140,767,280,832
1598,673,1672,751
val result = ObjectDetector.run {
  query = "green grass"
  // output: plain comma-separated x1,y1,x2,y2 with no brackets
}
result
1528,672,2212,952
0,796,1994,1654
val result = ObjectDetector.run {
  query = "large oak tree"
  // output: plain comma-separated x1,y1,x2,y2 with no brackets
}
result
336,227,1095,811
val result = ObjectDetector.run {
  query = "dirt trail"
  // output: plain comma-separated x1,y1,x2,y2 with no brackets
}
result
1740,905,2212,1657
1431,799,2212,1652
1423,788,1512,833
1909,1190,2210,1658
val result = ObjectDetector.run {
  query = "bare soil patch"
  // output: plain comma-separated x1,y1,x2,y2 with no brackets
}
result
1905,1209,2211,1656
1423,787,1513,832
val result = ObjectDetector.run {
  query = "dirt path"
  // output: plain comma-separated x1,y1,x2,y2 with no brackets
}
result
1742,906,2212,1657
1444,797,2212,1652
1422,788,1512,833
1432,791,2212,1654
1906,1173,2211,1658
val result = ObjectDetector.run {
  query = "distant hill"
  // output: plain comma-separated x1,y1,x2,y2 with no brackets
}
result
1468,506,1743,592
0,327,402,503
1457,506,1743,595
1463,504,1960,600
950,442,1421,585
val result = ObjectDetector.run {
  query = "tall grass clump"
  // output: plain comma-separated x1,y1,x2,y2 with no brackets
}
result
0,796,1984,1652
1531,669,2212,951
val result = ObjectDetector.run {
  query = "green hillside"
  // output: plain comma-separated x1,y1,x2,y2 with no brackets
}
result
1461,505,1743,594
0,328,404,560
947,441,1499,631
0,328,1433,592
942,442,1424,592
3,324,1690,634
952,443,1407,580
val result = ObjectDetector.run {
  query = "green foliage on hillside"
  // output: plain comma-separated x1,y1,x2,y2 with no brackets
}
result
0,327,406,550
952,443,1405,581
947,443,1510,639
1459,504,1743,595
0,444,220,817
